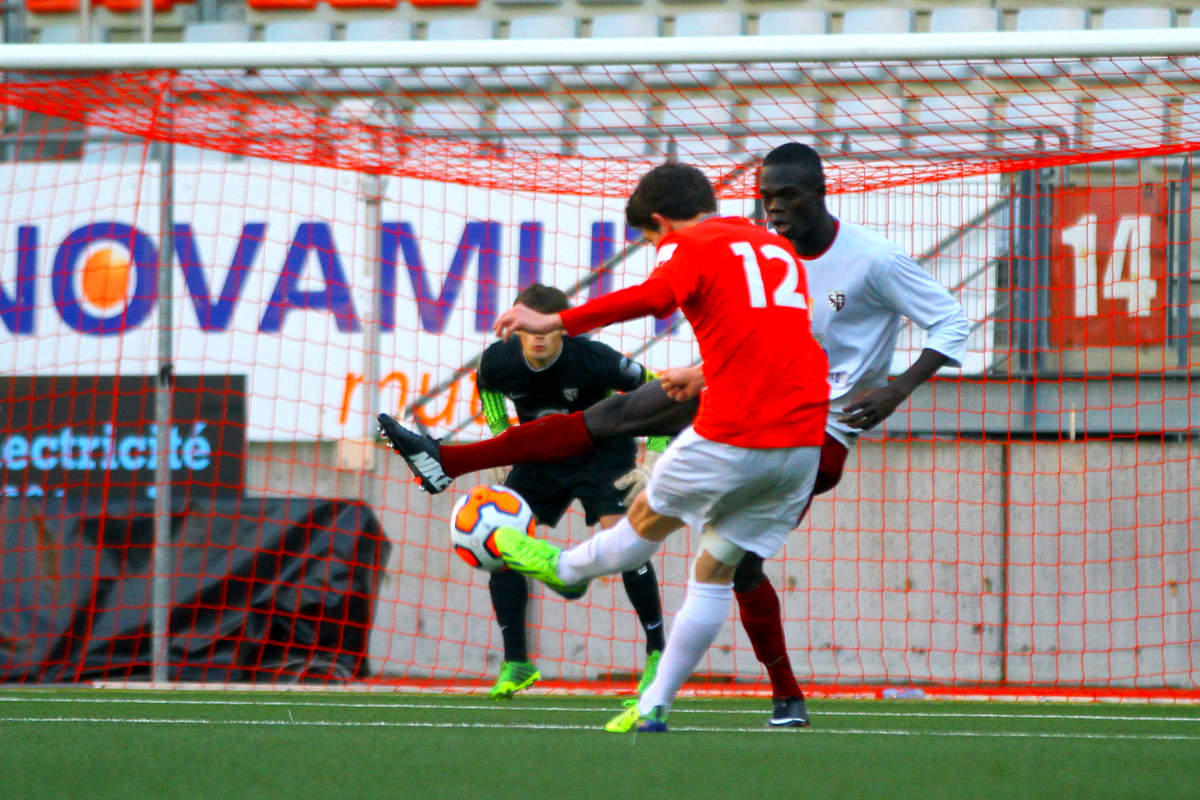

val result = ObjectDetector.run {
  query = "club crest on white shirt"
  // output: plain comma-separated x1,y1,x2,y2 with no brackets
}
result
563,387,579,402
828,290,847,311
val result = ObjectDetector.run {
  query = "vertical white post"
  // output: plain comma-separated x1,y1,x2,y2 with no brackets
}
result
359,171,384,493
79,0,92,42
142,0,154,43
150,86,175,684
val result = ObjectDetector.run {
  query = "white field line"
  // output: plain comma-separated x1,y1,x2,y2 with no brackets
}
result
1,695,1199,724
0,695,1195,729
0,715,1199,741
80,682,1200,706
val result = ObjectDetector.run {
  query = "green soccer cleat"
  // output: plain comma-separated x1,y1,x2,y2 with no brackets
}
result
624,649,663,707
489,660,541,700
604,703,668,733
491,527,589,600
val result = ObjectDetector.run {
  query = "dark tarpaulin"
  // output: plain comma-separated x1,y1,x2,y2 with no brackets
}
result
0,496,390,683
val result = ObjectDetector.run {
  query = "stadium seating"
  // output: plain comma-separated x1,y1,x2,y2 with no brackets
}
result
1101,5,1176,29
1090,94,1168,150
672,10,742,37
508,13,576,39
36,22,90,43
253,20,336,91
104,0,185,11
929,6,1002,33
248,0,317,10
181,21,253,87
831,7,916,83
754,8,829,36
841,6,915,36
742,96,823,154
1005,92,1079,150
485,14,577,90
340,17,412,91
1066,6,1175,80
588,10,659,39
574,97,652,158
900,6,1002,80
832,96,907,156
914,94,995,154
562,11,658,90
659,96,737,161
492,97,567,155
17,0,1200,171
421,15,495,89
27,0,184,11
738,9,828,86
328,0,398,7
1016,5,1091,32
977,5,1089,80
408,96,487,139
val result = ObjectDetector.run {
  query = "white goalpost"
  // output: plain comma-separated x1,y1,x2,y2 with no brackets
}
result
0,28,1196,696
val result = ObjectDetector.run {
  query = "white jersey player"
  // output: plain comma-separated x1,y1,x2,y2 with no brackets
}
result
803,218,969,448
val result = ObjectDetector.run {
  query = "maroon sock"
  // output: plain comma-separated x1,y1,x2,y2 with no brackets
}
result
736,577,804,700
439,411,597,479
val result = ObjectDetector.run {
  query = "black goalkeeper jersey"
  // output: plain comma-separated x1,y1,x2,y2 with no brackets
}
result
476,335,646,471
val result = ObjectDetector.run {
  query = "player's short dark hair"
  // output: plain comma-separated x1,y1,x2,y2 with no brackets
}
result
762,142,826,193
515,283,569,314
625,162,717,231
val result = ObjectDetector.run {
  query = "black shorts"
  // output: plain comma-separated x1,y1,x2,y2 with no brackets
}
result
504,453,630,528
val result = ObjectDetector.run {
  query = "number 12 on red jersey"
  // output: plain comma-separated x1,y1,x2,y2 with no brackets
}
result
730,241,810,310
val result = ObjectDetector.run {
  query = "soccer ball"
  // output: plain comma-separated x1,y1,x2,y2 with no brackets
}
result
449,484,536,572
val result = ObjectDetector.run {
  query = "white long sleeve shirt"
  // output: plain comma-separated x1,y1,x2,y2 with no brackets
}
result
805,220,969,447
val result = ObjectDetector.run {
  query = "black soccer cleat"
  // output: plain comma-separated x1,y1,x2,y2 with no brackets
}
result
377,413,453,494
769,696,811,728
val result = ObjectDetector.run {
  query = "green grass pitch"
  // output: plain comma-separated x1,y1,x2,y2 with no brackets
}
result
1,689,1197,800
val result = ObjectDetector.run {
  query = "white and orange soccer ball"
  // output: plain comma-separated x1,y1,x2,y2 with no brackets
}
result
449,484,536,572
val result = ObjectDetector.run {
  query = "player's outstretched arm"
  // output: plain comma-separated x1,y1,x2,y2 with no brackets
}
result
838,348,950,431
494,303,563,341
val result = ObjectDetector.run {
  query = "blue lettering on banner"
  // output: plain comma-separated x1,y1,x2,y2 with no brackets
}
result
0,226,37,334
52,222,158,335
380,220,502,334
2,219,645,337
176,222,264,331
517,222,542,290
1,422,213,476
260,222,360,333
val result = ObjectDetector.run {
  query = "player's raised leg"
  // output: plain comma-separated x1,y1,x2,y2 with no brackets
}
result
492,494,676,599
378,381,695,494
377,413,453,493
378,411,594,494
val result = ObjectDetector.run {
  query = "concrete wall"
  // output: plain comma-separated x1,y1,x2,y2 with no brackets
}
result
246,436,1199,688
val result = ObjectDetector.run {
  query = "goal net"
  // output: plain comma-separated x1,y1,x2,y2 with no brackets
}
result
0,31,1196,697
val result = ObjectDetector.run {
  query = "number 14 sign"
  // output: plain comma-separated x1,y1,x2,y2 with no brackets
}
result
1049,185,1167,348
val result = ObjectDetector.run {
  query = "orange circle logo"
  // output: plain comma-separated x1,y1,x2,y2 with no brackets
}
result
80,247,131,310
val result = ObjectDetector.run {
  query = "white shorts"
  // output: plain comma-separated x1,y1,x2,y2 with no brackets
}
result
645,426,820,559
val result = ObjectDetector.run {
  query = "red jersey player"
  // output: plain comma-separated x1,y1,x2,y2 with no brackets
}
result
380,142,969,728
488,162,830,733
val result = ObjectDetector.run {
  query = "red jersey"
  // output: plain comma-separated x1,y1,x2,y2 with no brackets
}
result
560,216,829,448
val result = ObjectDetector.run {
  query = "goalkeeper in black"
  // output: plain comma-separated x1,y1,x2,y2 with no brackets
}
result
474,283,666,700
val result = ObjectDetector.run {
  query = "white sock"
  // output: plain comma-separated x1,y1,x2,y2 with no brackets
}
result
639,580,732,715
557,517,659,584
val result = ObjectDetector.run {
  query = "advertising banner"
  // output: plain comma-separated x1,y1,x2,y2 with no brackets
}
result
0,374,245,503
0,162,995,441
